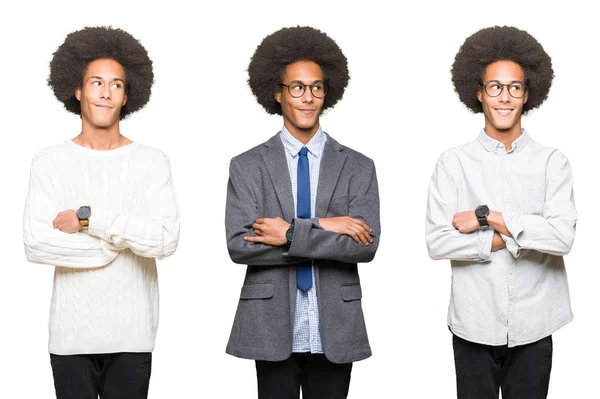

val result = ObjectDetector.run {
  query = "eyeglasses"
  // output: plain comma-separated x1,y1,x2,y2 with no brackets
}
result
279,81,327,98
480,80,527,98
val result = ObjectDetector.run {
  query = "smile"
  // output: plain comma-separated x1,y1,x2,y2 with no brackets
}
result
494,108,513,116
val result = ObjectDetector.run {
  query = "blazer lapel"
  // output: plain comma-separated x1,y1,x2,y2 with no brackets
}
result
316,135,347,217
261,133,296,222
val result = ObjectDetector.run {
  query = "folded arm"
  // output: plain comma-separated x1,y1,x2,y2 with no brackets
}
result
286,159,380,263
502,150,577,256
425,154,495,262
85,154,180,260
225,157,308,266
23,155,118,268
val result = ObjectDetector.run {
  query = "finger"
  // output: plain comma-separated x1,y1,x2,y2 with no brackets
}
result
354,227,371,245
346,224,368,245
353,218,372,231
349,218,372,234
255,218,265,224
345,226,362,243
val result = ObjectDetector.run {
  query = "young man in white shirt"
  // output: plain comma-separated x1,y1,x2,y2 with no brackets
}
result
426,26,576,399
24,26,179,399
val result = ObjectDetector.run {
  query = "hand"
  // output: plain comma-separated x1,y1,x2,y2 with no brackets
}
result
53,210,81,233
491,231,507,252
244,217,289,246
318,216,373,245
452,210,480,233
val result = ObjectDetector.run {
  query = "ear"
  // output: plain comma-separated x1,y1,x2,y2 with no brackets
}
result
523,90,528,104
477,87,483,103
274,90,282,104
75,87,82,101
122,93,127,106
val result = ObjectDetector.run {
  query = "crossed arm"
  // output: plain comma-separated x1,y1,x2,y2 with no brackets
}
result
426,151,577,261
225,157,380,266
23,154,180,268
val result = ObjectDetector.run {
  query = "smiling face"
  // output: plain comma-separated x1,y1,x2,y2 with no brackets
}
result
75,58,127,131
477,60,528,138
275,60,325,142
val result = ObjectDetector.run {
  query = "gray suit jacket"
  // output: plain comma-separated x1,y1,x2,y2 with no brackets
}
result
225,132,380,364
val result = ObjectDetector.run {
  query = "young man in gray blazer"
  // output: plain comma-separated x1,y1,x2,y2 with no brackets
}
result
225,26,380,399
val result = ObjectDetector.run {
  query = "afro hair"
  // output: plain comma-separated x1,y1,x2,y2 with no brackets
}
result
48,26,153,119
451,26,553,114
248,26,349,115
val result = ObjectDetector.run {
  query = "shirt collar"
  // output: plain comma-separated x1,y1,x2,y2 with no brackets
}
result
478,128,531,155
280,126,327,158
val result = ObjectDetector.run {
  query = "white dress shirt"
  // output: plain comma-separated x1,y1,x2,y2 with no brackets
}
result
426,130,576,347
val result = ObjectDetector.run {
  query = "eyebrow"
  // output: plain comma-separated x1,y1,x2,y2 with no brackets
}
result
485,80,525,84
286,79,325,84
87,76,125,83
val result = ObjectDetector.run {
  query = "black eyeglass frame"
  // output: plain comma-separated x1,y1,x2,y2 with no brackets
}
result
480,80,528,99
278,81,327,98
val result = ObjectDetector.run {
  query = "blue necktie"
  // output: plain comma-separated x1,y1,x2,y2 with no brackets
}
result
296,147,312,292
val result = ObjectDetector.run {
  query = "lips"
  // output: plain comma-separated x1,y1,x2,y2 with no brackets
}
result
494,108,514,116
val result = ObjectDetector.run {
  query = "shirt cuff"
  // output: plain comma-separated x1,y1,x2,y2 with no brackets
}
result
477,228,495,260
86,208,111,241
503,211,524,244
501,234,521,258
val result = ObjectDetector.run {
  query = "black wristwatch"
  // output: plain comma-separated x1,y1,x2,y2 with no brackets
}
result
475,205,490,229
286,222,295,245
76,206,92,228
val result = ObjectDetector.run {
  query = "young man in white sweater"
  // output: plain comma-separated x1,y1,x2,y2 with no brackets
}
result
23,27,179,399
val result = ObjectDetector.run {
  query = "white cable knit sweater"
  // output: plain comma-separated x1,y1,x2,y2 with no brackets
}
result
23,140,180,355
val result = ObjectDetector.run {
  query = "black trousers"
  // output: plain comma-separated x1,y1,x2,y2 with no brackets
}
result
453,334,553,399
255,353,353,399
50,352,152,399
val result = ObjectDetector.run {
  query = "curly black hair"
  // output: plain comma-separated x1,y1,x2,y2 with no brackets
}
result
48,26,153,119
451,26,553,114
248,26,349,115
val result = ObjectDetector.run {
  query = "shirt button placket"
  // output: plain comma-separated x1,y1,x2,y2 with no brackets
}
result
503,152,515,344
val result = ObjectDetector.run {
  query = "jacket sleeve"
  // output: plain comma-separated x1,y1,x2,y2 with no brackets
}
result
225,157,308,266
286,158,380,263
23,154,119,268
86,153,180,260
503,150,577,256
425,153,495,262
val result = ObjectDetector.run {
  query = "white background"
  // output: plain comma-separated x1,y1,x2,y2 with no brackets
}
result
1,0,598,397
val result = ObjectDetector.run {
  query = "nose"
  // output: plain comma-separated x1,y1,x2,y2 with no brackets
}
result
301,87,314,103
100,84,111,100
498,85,510,102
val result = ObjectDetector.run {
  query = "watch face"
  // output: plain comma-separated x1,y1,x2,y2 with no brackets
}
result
286,226,294,242
475,205,489,218
77,206,91,220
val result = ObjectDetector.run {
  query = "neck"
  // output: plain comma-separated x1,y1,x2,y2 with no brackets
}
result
74,121,130,150
284,121,320,145
484,122,522,151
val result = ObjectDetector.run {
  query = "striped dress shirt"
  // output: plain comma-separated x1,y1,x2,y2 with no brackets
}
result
280,126,326,354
